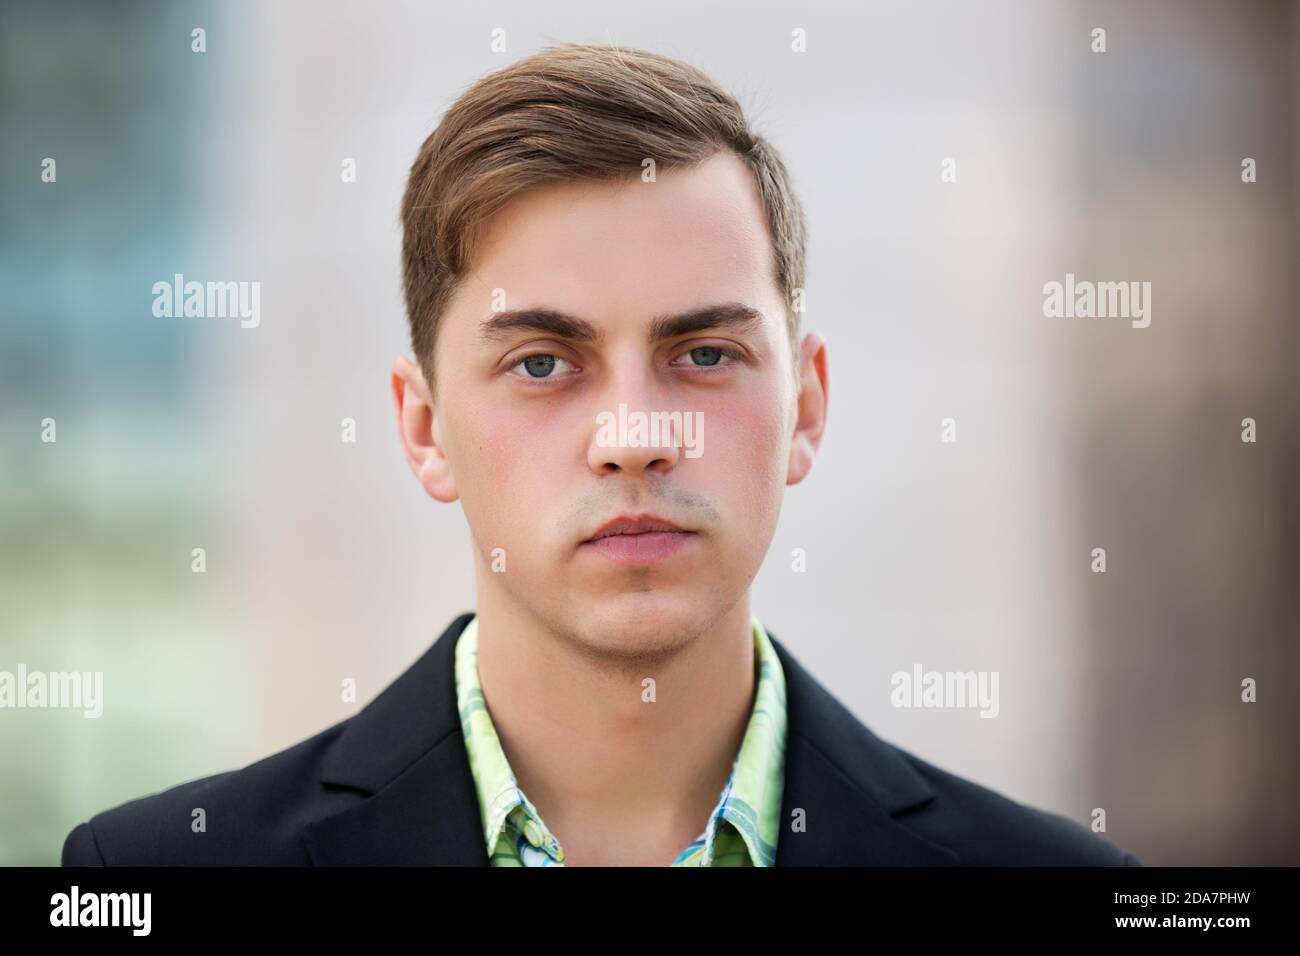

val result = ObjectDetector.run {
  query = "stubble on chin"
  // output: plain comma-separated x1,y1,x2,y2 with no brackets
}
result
538,602,718,679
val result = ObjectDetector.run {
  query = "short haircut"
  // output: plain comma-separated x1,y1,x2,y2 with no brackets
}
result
400,42,808,395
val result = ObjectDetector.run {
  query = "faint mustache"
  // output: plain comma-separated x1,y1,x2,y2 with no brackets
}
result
563,481,720,543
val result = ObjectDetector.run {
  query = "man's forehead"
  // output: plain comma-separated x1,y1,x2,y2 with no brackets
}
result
455,153,779,335
475,150,767,250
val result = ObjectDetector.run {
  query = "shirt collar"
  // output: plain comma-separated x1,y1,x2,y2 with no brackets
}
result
453,617,564,862
454,613,787,866
701,616,787,866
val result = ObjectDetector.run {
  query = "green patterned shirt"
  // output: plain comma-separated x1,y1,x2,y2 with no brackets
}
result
453,614,787,866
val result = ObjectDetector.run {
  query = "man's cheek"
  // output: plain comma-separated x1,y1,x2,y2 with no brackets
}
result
705,398,785,477
727,408,788,541
462,412,539,476
471,423,565,551
450,418,520,516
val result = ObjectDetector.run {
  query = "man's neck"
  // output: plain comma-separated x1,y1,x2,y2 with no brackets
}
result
470,589,758,866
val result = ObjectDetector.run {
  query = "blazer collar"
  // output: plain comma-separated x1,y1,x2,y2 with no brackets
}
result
303,612,957,866
303,612,488,866
767,633,957,865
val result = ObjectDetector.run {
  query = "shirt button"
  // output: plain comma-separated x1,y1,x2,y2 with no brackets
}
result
523,820,543,847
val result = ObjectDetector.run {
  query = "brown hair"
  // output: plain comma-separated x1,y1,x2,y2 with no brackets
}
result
400,42,808,395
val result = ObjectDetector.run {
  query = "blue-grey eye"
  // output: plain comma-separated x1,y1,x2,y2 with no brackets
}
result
689,347,723,366
522,354,557,377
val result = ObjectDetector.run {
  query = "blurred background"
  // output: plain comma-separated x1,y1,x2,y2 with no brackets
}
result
1,0,1296,865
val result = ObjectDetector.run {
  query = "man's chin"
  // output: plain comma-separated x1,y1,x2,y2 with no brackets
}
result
559,591,716,661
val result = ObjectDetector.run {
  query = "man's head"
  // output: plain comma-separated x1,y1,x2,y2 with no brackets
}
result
392,43,828,662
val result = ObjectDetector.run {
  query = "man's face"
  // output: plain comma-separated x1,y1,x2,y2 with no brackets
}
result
399,151,824,661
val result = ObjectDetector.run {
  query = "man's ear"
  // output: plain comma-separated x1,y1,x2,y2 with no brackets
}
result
390,355,458,502
786,331,829,486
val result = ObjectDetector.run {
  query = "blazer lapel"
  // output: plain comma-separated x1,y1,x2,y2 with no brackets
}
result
768,632,959,865
303,612,489,866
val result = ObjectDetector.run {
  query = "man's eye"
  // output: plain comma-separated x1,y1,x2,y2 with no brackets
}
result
508,353,574,379
676,346,737,368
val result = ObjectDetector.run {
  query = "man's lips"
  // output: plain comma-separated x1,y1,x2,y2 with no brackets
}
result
584,514,689,541
580,514,697,564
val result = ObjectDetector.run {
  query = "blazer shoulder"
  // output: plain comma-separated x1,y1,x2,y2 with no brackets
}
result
887,745,1142,866
62,717,357,866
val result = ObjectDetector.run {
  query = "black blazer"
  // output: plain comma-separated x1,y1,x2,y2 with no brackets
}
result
62,612,1141,866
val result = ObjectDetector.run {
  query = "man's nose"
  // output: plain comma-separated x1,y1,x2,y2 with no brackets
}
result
586,371,682,477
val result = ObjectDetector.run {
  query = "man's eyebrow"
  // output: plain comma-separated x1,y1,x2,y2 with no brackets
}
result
648,303,764,342
478,309,601,344
477,302,764,344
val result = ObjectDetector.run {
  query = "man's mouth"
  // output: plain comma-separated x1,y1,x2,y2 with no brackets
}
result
580,514,697,564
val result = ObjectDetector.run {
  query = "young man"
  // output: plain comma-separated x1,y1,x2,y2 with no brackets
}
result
63,43,1139,867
